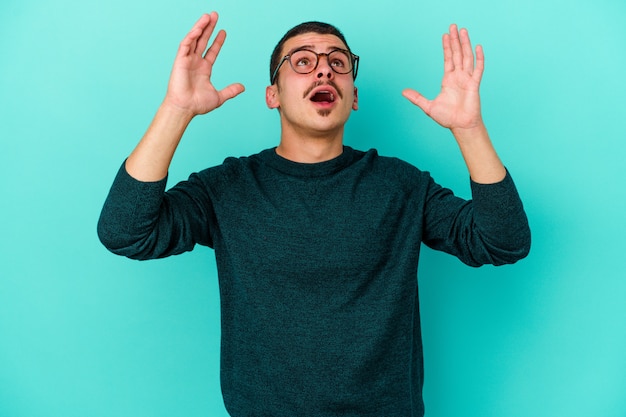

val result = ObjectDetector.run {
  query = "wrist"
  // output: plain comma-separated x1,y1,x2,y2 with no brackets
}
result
450,120,487,144
451,123,506,184
160,97,196,124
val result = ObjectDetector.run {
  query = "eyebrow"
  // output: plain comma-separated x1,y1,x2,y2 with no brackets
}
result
286,45,348,55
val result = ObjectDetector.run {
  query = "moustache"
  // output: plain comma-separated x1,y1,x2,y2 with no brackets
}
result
303,80,343,100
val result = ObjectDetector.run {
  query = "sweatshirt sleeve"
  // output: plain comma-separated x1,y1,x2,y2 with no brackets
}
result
422,169,531,267
97,161,215,260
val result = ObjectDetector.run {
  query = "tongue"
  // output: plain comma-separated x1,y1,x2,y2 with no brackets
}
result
311,92,334,102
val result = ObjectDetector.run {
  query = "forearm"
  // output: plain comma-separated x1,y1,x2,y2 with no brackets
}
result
452,122,506,184
97,162,169,258
126,101,195,182
469,170,531,264
423,169,530,266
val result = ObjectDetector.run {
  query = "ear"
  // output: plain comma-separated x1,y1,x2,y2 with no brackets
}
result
352,86,359,111
266,85,280,109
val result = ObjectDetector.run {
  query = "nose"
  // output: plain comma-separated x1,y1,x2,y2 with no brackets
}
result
316,54,333,79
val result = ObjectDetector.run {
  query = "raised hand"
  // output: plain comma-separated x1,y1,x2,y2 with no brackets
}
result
164,12,245,116
125,12,245,181
402,24,484,132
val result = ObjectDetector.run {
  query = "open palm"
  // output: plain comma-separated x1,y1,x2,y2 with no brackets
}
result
165,12,244,116
403,24,484,131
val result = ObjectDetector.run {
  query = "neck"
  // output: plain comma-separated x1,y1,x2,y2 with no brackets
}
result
276,126,345,163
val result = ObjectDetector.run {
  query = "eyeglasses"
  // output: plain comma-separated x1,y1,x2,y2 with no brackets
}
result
271,48,359,85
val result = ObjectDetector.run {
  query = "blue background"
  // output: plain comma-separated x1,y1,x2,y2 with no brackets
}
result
1,0,625,416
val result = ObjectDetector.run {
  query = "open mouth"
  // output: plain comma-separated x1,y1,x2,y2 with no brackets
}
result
310,90,336,103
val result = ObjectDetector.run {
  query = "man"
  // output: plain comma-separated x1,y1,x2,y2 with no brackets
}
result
98,11,530,416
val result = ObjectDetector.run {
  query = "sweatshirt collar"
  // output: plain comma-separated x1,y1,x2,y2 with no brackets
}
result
260,146,356,178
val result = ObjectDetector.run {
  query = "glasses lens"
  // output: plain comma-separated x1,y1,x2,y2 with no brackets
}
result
289,50,317,74
328,50,352,74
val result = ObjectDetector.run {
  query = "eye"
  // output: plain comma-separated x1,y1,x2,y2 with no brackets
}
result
296,57,311,67
329,51,350,69
290,50,317,70
330,58,346,68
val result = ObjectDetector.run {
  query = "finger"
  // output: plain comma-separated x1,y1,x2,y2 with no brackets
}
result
402,89,431,115
442,33,454,73
177,14,211,58
204,29,227,65
459,28,474,72
195,11,219,55
448,24,463,71
473,44,485,83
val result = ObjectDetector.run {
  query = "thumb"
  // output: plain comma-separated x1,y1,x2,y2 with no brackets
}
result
218,83,246,104
402,88,431,114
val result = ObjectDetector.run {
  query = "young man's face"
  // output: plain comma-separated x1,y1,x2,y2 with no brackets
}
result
266,33,359,137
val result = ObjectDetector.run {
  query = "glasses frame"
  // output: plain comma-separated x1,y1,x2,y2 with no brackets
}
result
271,48,360,85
